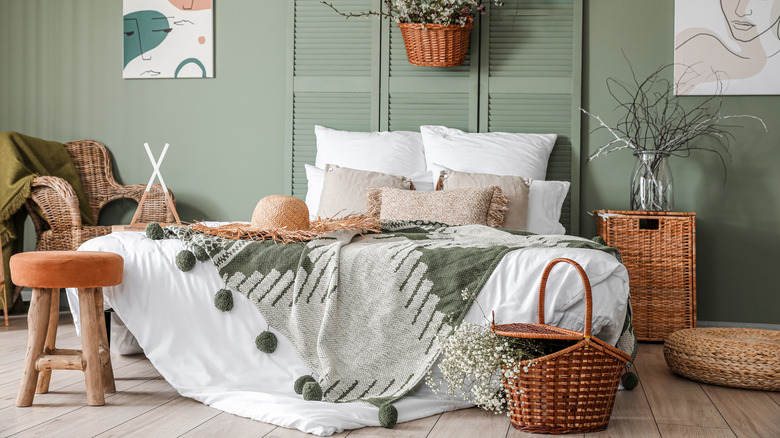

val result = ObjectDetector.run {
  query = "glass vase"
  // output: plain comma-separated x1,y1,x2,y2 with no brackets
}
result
630,151,673,211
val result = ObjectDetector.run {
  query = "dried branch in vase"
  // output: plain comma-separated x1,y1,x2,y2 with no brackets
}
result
582,61,767,177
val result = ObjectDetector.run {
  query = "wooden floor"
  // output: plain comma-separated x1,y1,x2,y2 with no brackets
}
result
1,314,778,438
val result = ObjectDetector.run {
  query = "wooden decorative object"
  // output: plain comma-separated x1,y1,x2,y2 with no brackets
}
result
115,142,182,232
595,210,696,341
397,18,473,67
492,258,631,434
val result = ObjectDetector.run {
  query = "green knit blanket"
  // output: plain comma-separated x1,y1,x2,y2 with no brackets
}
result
166,221,635,407
0,131,95,307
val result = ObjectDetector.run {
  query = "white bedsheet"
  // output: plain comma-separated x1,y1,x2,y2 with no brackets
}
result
68,231,629,436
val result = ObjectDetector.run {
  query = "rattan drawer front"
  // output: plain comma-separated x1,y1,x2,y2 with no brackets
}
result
595,210,696,341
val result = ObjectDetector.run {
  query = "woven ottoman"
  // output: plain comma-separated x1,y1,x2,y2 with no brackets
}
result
664,328,779,391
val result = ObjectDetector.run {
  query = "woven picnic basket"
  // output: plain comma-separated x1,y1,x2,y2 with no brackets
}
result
397,18,473,67
491,258,632,434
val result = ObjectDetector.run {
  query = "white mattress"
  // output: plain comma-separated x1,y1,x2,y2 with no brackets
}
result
68,230,629,436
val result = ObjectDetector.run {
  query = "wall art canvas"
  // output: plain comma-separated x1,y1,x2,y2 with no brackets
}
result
675,0,780,95
123,0,214,79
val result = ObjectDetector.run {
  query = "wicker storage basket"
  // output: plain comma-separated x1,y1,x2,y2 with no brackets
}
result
664,328,780,391
595,210,696,341
491,258,632,434
397,19,473,67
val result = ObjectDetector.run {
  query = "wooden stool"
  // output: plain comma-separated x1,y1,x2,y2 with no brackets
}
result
10,251,124,407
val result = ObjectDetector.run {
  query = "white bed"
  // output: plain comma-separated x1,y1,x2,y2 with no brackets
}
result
67,228,630,436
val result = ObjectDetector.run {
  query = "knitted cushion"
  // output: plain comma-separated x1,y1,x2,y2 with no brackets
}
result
437,169,531,231
367,186,508,227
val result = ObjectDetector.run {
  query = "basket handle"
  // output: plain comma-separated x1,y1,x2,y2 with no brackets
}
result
538,258,593,339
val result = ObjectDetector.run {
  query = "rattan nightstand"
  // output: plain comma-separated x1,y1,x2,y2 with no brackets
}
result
595,210,696,341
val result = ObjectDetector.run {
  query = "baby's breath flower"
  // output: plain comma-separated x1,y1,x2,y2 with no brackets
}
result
425,322,548,414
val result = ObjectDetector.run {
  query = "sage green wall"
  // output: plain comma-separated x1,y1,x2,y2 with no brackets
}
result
0,0,289,223
582,0,780,325
1,0,777,324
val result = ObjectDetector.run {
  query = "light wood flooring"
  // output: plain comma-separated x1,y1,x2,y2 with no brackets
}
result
1,313,778,437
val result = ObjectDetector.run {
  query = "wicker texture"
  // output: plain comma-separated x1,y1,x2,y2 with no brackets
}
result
397,19,473,67
664,328,780,391
251,195,310,231
26,140,176,251
595,210,696,341
492,258,631,434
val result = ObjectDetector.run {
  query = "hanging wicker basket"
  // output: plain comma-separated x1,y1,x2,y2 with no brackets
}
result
397,18,474,67
491,258,632,434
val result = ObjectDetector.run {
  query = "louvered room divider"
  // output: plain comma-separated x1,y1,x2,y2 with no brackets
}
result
285,0,582,234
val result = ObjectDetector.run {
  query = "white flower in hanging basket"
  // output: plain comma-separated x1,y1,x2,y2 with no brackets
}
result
322,0,503,67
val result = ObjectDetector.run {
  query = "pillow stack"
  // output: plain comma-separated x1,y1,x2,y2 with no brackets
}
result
305,125,570,234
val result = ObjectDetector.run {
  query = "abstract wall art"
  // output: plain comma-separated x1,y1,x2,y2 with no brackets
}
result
675,0,780,95
123,0,214,79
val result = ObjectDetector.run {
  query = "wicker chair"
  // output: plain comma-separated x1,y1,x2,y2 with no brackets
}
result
25,139,176,251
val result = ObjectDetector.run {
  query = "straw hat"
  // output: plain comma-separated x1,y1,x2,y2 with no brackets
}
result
250,195,310,231
187,195,381,244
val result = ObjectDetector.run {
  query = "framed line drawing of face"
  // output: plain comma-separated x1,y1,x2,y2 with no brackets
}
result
675,0,780,95
123,0,214,79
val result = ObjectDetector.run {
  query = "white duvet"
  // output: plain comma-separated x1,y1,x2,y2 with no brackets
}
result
68,230,629,436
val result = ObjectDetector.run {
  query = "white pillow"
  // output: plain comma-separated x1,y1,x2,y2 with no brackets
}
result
304,164,325,216
420,125,557,184
527,180,570,235
432,164,569,234
304,164,434,217
314,125,427,176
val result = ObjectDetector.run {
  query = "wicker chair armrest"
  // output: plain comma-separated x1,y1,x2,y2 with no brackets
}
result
30,176,83,230
115,183,177,223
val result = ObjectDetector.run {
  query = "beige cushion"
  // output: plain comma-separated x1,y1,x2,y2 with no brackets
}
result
367,186,508,227
437,169,530,231
317,164,413,218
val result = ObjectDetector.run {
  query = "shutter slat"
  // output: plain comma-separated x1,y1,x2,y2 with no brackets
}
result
291,92,373,198
484,0,580,233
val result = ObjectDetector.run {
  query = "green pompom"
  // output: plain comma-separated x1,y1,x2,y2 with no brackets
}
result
175,250,196,272
379,404,398,429
145,222,164,240
302,381,323,401
621,371,639,390
255,331,278,354
214,289,233,311
294,375,316,395
193,245,209,262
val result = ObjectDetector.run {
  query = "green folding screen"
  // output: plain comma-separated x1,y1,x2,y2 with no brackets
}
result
286,0,582,234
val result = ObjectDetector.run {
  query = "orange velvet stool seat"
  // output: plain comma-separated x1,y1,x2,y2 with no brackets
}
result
10,251,123,407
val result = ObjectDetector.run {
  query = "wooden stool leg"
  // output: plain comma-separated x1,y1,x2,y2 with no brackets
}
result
17,288,53,407
36,290,60,394
95,289,115,394
79,288,105,406
2,282,8,327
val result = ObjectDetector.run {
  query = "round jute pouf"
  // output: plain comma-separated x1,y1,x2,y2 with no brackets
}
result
664,328,779,391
